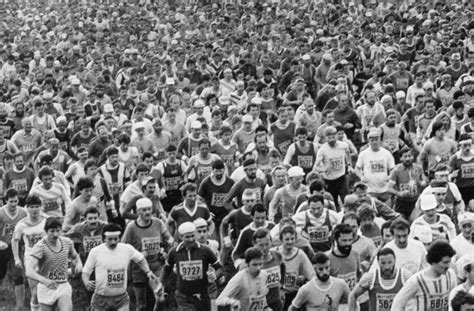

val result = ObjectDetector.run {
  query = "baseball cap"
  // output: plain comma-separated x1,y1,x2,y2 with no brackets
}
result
103,104,114,113
191,120,202,129
396,91,406,99
412,225,433,244
193,100,205,108
134,122,145,130
367,127,381,138
193,218,208,228
458,212,474,225
420,194,438,211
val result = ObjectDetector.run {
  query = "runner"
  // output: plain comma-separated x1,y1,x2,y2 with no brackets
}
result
25,217,82,311
392,240,457,311
0,188,27,311
349,247,412,311
121,198,173,311
160,222,224,311
289,252,349,311
12,195,47,311
82,223,158,311
4,153,35,206
217,247,269,311
449,256,474,311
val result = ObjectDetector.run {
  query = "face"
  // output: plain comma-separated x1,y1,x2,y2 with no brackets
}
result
327,133,337,146
104,234,120,249
360,216,374,230
244,164,257,179
199,143,210,156
247,257,264,276
343,218,359,237
281,232,296,249
253,211,267,227
213,168,225,180
309,201,324,218
378,254,396,278
314,261,331,282
6,196,18,208
393,228,409,248
432,256,452,275
46,228,61,242
336,233,353,254
461,142,472,154
461,221,473,240
41,174,54,188
14,156,24,170
184,190,197,205
382,227,393,244
255,235,271,256
137,206,153,222
401,151,413,166
109,154,118,166
81,187,93,201
369,136,381,150
85,212,99,228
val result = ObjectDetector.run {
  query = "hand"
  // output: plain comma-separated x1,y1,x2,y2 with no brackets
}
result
110,209,118,218
361,260,371,272
44,279,58,290
230,300,240,310
451,170,459,178
142,250,149,257
223,236,232,248
14,259,23,269
147,271,157,281
74,265,83,275
85,280,96,292
344,123,354,129
207,269,217,283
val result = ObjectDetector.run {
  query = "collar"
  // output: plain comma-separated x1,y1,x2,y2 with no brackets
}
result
13,166,26,173
176,241,201,252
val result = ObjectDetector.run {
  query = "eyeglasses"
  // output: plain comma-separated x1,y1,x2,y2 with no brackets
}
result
462,223,472,228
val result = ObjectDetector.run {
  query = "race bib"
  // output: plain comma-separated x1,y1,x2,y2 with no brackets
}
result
11,179,27,192
43,201,60,212
284,272,297,288
400,181,417,196
211,193,227,207
107,269,125,288
376,293,396,311
2,223,15,240
197,165,212,181
164,176,181,191
109,182,123,196
141,237,161,256
397,78,409,89
22,144,35,152
427,293,449,311
263,265,281,288
371,236,383,248
297,156,313,169
48,270,67,282
370,160,385,173
338,271,357,291
179,260,203,281
83,236,102,253
329,157,344,171
307,226,330,243
249,294,266,311
461,163,474,178
277,140,291,154
27,233,43,248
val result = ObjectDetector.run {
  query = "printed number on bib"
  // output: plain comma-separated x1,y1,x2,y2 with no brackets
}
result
179,260,203,281
308,226,329,243
27,234,43,248
83,236,102,253
376,293,395,311
141,237,161,255
48,270,67,282
338,272,356,291
264,266,281,288
428,294,449,311
107,269,125,288
43,201,59,212
297,156,313,169
211,193,227,207
249,295,266,311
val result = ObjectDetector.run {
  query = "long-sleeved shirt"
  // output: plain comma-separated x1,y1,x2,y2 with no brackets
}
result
231,222,275,268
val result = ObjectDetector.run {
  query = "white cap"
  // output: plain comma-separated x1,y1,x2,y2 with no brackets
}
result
71,78,80,85
178,222,196,235
56,116,67,124
423,81,434,89
250,97,262,105
242,114,253,123
134,121,145,130
103,104,114,113
301,54,311,61
367,127,382,138
136,197,152,210
191,120,202,129
458,212,474,225
412,225,433,244
456,254,474,279
396,91,406,99
420,194,438,211
193,218,208,228
166,77,175,85
193,99,205,108
288,166,305,178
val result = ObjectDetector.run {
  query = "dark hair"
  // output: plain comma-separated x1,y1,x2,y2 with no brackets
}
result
135,163,149,174
142,152,153,160
295,127,308,136
307,194,324,205
309,179,326,193
311,252,330,265
5,188,19,200
212,159,225,170
252,228,270,242
399,146,414,157
107,146,119,157
390,218,410,234
166,144,177,152
377,247,396,259
25,195,42,207
332,223,354,241
251,203,267,216
44,217,62,231
39,154,53,164
426,240,456,264
381,220,392,234
118,133,131,144
279,225,296,241
357,204,376,220
84,207,100,218
430,121,444,138
245,247,263,264
75,177,94,193
199,138,211,147
181,183,197,197
38,166,54,179
84,159,98,171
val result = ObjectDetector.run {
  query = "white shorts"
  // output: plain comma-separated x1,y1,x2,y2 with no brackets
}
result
37,282,72,305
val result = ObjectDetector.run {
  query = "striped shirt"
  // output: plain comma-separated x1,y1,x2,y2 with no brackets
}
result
392,268,457,311
30,237,74,284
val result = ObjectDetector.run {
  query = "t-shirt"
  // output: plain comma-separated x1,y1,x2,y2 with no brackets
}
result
316,142,349,180
356,147,395,193
291,277,349,310
29,183,71,218
83,243,144,296
13,217,47,257
327,250,361,292
0,206,27,245
371,239,427,275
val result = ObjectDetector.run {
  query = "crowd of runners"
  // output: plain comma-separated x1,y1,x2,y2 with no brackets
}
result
0,0,473,310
